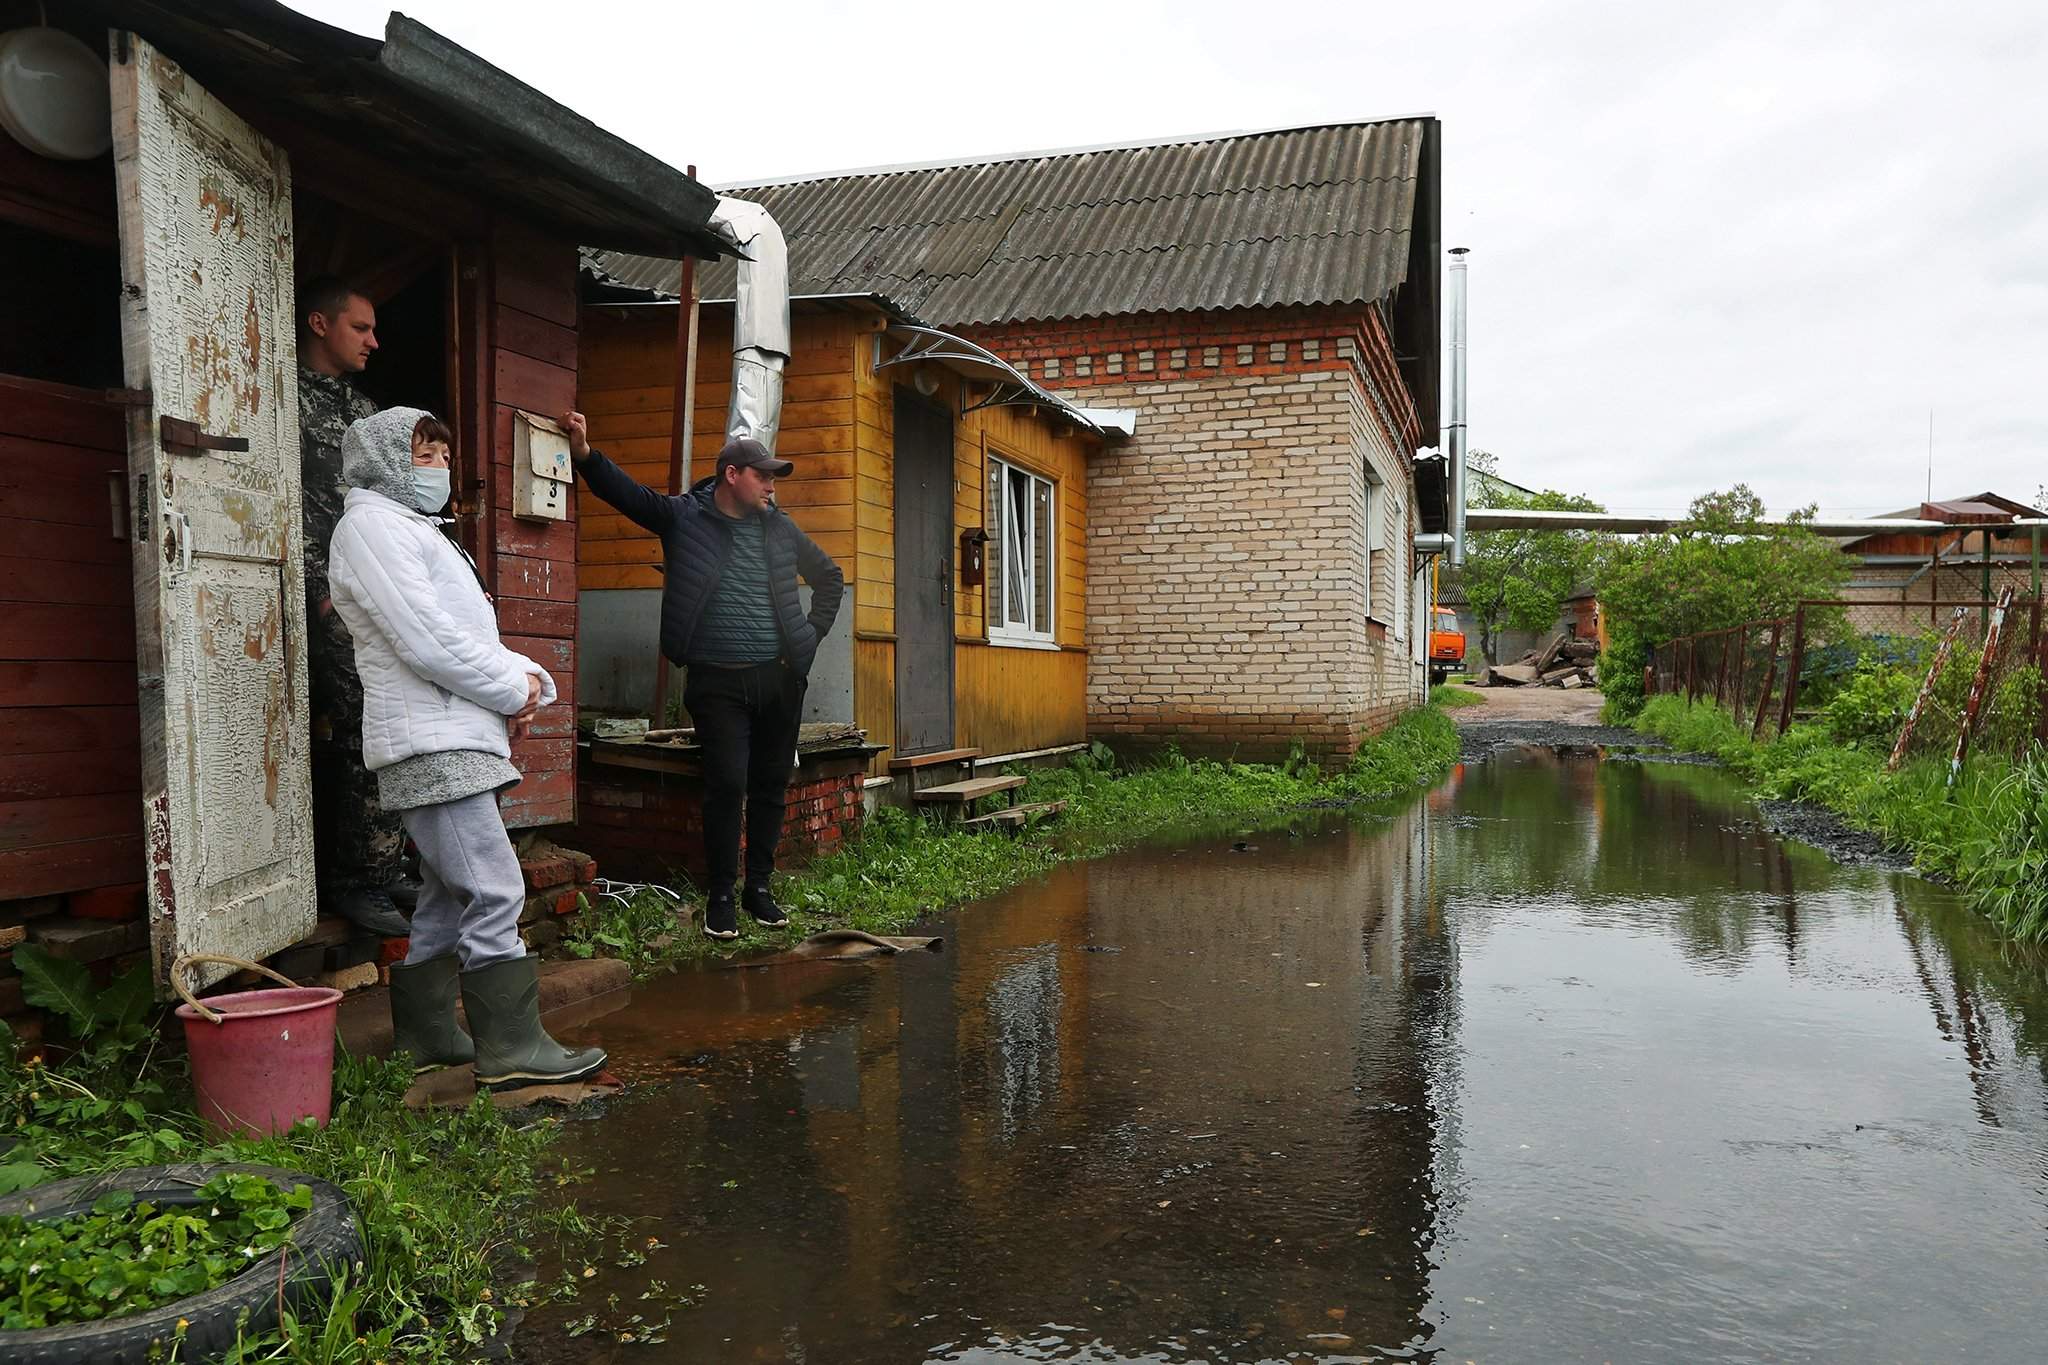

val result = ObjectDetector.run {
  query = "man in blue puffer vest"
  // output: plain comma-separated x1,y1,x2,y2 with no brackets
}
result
565,413,845,940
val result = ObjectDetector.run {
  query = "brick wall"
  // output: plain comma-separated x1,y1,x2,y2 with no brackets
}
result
959,304,1425,761
571,749,868,886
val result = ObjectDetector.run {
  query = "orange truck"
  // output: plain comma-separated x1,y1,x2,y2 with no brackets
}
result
1428,607,1465,685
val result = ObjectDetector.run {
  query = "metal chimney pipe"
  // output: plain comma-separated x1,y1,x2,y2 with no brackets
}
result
1447,246,1470,566
708,197,792,452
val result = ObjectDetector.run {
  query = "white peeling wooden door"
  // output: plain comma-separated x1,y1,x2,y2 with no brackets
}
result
110,33,314,994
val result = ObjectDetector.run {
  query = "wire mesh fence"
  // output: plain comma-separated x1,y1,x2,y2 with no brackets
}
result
1647,594,2047,770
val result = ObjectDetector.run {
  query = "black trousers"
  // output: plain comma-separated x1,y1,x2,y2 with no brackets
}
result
683,659,807,895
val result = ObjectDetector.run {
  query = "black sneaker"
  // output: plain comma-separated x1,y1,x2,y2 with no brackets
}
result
703,892,739,941
741,884,788,928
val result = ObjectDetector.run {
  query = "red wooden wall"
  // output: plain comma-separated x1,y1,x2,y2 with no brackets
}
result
485,223,581,828
0,379,144,899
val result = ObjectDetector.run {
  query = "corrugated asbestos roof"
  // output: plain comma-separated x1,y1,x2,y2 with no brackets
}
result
586,119,1431,327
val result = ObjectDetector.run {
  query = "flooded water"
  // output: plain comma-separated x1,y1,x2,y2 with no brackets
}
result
523,748,2048,1363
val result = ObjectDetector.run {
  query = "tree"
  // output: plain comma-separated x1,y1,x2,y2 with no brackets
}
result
1447,471,1607,665
1596,485,1852,716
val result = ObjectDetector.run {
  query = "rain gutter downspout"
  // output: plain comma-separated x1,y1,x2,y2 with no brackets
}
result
707,198,791,451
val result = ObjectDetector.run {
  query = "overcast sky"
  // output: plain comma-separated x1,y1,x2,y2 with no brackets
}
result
298,0,2046,517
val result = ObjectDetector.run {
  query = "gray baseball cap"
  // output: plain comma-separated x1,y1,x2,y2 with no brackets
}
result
715,436,793,477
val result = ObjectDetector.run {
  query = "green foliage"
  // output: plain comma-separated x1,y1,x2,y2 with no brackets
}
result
1599,619,1651,722
1598,485,1852,644
1446,480,1608,664
1596,486,1854,723
1821,661,1922,748
0,1171,310,1330
1429,683,1484,709
1636,695,2048,943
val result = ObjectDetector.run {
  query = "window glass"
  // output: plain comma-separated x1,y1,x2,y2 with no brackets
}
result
988,455,1056,642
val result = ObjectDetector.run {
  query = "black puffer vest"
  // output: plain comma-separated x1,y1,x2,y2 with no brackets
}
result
578,452,845,674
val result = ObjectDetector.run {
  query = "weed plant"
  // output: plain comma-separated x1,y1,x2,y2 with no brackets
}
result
1429,683,1486,709
1636,693,2048,943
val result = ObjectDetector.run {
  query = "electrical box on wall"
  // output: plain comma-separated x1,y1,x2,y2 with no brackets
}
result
512,411,573,521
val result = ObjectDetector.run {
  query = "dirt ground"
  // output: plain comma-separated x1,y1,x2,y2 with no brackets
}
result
1444,682,1607,725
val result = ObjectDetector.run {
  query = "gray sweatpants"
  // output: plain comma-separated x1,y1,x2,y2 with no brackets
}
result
399,791,526,970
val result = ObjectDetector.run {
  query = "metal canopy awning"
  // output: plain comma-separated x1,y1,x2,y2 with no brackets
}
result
876,326,1131,440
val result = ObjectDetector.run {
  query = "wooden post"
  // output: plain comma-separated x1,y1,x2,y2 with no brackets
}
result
1930,540,1940,627
650,203,699,728
1750,620,1784,740
1777,606,1807,736
1736,622,1753,724
1948,587,2015,788
2035,595,2048,750
1715,628,1733,713
1890,607,1970,772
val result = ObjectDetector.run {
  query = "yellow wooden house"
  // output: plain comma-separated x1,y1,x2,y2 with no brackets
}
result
575,290,1116,789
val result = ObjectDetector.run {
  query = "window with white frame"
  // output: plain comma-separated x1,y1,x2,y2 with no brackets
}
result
1388,485,1408,641
1363,466,1385,623
986,455,1057,645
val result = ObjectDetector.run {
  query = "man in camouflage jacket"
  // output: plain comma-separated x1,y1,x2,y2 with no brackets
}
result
298,279,409,936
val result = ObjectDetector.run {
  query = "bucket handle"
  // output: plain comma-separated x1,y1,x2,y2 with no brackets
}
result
172,954,303,1026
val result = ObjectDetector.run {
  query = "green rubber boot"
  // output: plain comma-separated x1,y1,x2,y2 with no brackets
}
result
459,955,607,1090
387,954,475,1071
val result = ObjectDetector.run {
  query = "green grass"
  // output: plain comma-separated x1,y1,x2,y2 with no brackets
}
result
572,704,1463,967
1636,695,2048,943
1429,683,1485,709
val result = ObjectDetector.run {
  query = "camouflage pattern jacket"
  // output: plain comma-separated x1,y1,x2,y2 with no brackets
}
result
299,367,379,619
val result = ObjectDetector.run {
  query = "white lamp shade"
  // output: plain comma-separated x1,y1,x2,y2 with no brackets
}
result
0,27,112,162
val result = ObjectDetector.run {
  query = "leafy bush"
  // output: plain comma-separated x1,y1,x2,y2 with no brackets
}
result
0,1172,310,1330
1820,663,1921,748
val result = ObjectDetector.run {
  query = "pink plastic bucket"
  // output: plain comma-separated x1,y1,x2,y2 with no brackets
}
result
174,957,342,1139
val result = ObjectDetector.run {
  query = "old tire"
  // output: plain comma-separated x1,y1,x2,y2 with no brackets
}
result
0,1161,362,1365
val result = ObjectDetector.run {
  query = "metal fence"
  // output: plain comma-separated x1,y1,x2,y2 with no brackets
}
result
1647,595,2048,767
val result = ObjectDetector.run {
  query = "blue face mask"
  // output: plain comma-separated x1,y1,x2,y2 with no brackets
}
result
411,465,450,513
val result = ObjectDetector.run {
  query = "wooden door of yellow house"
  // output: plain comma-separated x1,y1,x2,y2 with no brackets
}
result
574,297,1095,775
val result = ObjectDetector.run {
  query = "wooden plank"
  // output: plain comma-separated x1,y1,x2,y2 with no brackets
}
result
887,747,980,772
0,380,126,447
494,553,577,603
0,604,135,661
494,349,577,414
491,226,578,327
503,634,575,672
912,775,1027,804
0,833,144,901
499,766,575,827
0,748,141,801
578,565,664,591
494,303,579,370
0,792,140,851
497,596,576,638
0,473,118,528
494,515,578,562
0,705,139,755
0,556,132,607
0,663,139,708
510,736,575,773
0,516,128,566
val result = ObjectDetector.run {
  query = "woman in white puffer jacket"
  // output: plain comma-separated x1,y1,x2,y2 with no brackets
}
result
329,407,604,1088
